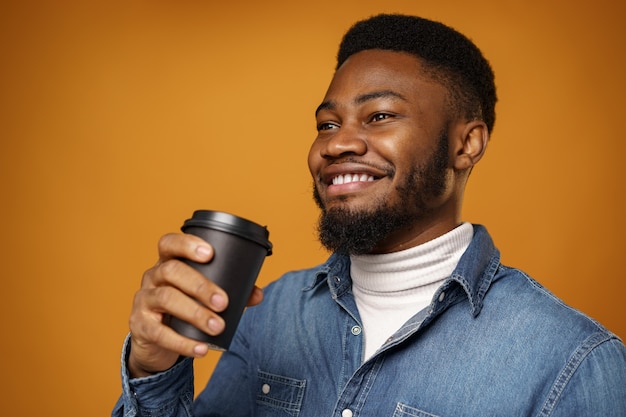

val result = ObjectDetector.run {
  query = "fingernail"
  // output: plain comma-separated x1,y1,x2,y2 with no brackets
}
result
211,293,226,310
196,245,211,258
193,343,209,357
208,317,224,333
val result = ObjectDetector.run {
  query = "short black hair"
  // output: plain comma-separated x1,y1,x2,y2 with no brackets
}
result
337,14,497,133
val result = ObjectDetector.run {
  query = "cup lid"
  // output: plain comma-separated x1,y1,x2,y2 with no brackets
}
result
182,210,272,255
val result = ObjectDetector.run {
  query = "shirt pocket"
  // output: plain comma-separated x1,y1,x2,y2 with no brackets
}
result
393,403,442,417
255,370,307,417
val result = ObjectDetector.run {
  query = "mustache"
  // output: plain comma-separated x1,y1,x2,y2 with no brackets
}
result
312,157,395,210
327,157,395,176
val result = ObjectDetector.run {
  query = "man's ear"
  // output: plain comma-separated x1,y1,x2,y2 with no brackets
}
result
453,121,489,171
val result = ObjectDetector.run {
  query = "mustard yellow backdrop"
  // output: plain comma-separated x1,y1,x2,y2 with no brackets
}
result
1,0,624,415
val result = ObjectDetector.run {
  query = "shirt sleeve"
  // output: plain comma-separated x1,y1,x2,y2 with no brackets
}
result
545,335,626,417
111,334,195,417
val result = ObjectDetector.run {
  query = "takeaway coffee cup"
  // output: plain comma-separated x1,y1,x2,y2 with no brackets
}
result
167,210,272,351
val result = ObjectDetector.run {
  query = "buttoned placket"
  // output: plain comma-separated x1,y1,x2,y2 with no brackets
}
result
328,272,365,385
327,269,469,417
328,272,431,417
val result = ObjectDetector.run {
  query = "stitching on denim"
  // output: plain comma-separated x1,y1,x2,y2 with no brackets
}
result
516,268,611,337
353,356,385,413
137,380,194,417
394,402,442,417
475,255,500,313
537,332,612,416
256,370,306,415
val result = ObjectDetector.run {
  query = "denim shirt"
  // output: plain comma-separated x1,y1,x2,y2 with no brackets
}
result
113,225,626,417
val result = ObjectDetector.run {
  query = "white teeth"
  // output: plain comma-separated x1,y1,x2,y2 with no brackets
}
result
332,174,375,185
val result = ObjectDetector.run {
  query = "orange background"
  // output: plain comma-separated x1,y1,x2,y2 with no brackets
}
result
1,1,624,415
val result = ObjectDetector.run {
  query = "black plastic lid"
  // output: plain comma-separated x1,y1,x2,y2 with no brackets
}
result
182,210,272,255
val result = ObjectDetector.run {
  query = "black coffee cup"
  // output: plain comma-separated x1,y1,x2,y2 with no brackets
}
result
167,210,272,351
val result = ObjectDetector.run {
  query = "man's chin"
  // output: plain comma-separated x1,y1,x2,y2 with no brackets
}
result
313,184,402,255
316,204,396,255
321,195,379,216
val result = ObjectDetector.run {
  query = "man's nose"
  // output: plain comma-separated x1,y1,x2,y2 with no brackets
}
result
321,123,367,159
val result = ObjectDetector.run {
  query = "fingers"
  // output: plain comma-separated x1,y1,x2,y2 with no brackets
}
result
128,233,231,375
136,240,229,340
128,322,210,378
157,233,214,265
128,232,268,377
131,305,209,357
128,277,224,375
148,257,228,312
144,233,228,312
145,284,226,334
247,285,264,307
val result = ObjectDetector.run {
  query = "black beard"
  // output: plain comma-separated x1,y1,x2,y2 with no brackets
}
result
313,131,449,255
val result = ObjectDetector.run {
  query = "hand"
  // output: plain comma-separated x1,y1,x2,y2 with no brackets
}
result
127,233,264,378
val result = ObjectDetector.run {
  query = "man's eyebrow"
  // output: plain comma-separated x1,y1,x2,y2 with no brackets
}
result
315,90,407,116
354,90,407,105
315,100,335,116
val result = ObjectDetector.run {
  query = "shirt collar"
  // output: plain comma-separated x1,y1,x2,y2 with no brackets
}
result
449,224,500,316
303,224,501,317
303,252,349,293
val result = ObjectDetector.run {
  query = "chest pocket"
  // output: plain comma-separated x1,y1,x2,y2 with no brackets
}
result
393,403,442,417
255,370,306,417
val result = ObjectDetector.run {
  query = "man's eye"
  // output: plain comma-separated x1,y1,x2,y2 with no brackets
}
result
371,113,392,122
317,122,339,131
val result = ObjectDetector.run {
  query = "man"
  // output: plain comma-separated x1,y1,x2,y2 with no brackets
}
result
113,14,626,416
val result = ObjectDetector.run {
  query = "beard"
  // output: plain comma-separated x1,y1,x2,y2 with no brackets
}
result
313,131,449,255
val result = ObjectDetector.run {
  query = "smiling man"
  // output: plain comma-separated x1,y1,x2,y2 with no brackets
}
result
310,48,483,256
113,14,626,417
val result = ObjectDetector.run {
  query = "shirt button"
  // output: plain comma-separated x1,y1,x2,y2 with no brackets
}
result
438,291,446,302
351,325,362,335
261,383,270,394
342,409,353,417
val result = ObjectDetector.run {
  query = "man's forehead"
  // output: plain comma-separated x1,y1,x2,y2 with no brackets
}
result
320,51,444,102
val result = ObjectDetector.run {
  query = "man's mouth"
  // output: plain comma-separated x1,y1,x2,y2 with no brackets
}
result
331,173,376,185
320,161,389,189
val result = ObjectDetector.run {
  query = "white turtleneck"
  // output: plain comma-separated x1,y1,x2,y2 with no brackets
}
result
350,222,473,361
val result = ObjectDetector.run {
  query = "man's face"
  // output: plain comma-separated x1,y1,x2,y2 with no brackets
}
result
308,49,459,255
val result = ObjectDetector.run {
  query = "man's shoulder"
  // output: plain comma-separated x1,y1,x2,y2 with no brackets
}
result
488,264,620,344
